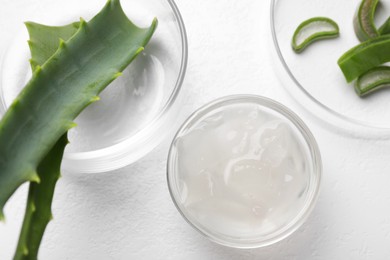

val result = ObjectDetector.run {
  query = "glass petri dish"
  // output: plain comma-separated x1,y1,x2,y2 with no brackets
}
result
0,0,187,173
271,0,390,138
167,95,322,248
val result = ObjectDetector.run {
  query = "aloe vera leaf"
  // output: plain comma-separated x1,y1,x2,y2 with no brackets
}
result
354,0,380,42
379,17,390,35
14,22,82,260
0,0,158,220
337,35,390,82
14,134,68,260
291,17,339,53
355,66,390,96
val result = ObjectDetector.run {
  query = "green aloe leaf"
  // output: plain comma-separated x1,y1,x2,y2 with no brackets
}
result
15,134,68,260
0,0,157,222
14,22,81,260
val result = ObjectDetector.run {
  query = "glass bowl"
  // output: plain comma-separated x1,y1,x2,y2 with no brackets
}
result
167,95,322,248
0,0,187,173
271,0,390,138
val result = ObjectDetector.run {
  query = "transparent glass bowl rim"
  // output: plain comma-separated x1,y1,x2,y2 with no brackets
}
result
270,0,390,138
0,0,188,173
167,95,322,248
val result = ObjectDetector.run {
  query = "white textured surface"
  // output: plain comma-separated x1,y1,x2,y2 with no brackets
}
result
1,0,390,259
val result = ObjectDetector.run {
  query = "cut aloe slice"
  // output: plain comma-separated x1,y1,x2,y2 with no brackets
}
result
338,35,390,82
292,17,339,53
355,66,390,96
354,0,380,42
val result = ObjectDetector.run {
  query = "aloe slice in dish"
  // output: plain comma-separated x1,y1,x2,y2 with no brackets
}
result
355,66,390,96
379,17,390,35
291,17,339,53
354,0,380,42
338,35,390,82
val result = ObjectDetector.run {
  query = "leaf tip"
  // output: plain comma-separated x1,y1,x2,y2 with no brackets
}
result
108,0,120,9
59,38,66,49
66,122,78,130
29,59,38,68
33,65,42,77
79,17,87,30
135,47,144,56
27,40,34,48
113,72,123,79
30,172,41,184
24,21,34,30
152,17,158,29
90,96,101,103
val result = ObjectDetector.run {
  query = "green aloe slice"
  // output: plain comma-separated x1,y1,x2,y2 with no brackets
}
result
337,35,390,82
355,66,390,96
354,0,380,42
14,22,81,260
379,17,390,35
292,17,339,53
0,0,157,221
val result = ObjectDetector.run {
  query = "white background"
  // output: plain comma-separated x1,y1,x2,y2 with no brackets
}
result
2,0,390,259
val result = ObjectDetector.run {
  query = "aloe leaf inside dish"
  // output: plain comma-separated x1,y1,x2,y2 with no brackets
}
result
355,66,390,96
292,17,339,53
0,0,157,256
14,22,80,260
354,0,380,42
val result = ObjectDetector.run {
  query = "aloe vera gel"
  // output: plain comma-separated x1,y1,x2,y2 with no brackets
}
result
168,96,321,247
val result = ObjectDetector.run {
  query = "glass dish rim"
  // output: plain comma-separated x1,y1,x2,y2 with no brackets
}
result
166,94,322,249
270,0,390,138
0,0,188,173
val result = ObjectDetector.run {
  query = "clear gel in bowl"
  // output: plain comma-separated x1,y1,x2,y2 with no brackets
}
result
167,95,322,248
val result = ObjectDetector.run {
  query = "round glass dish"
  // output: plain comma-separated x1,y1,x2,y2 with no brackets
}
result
0,0,187,173
167,95,322,248
271,0,390,137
